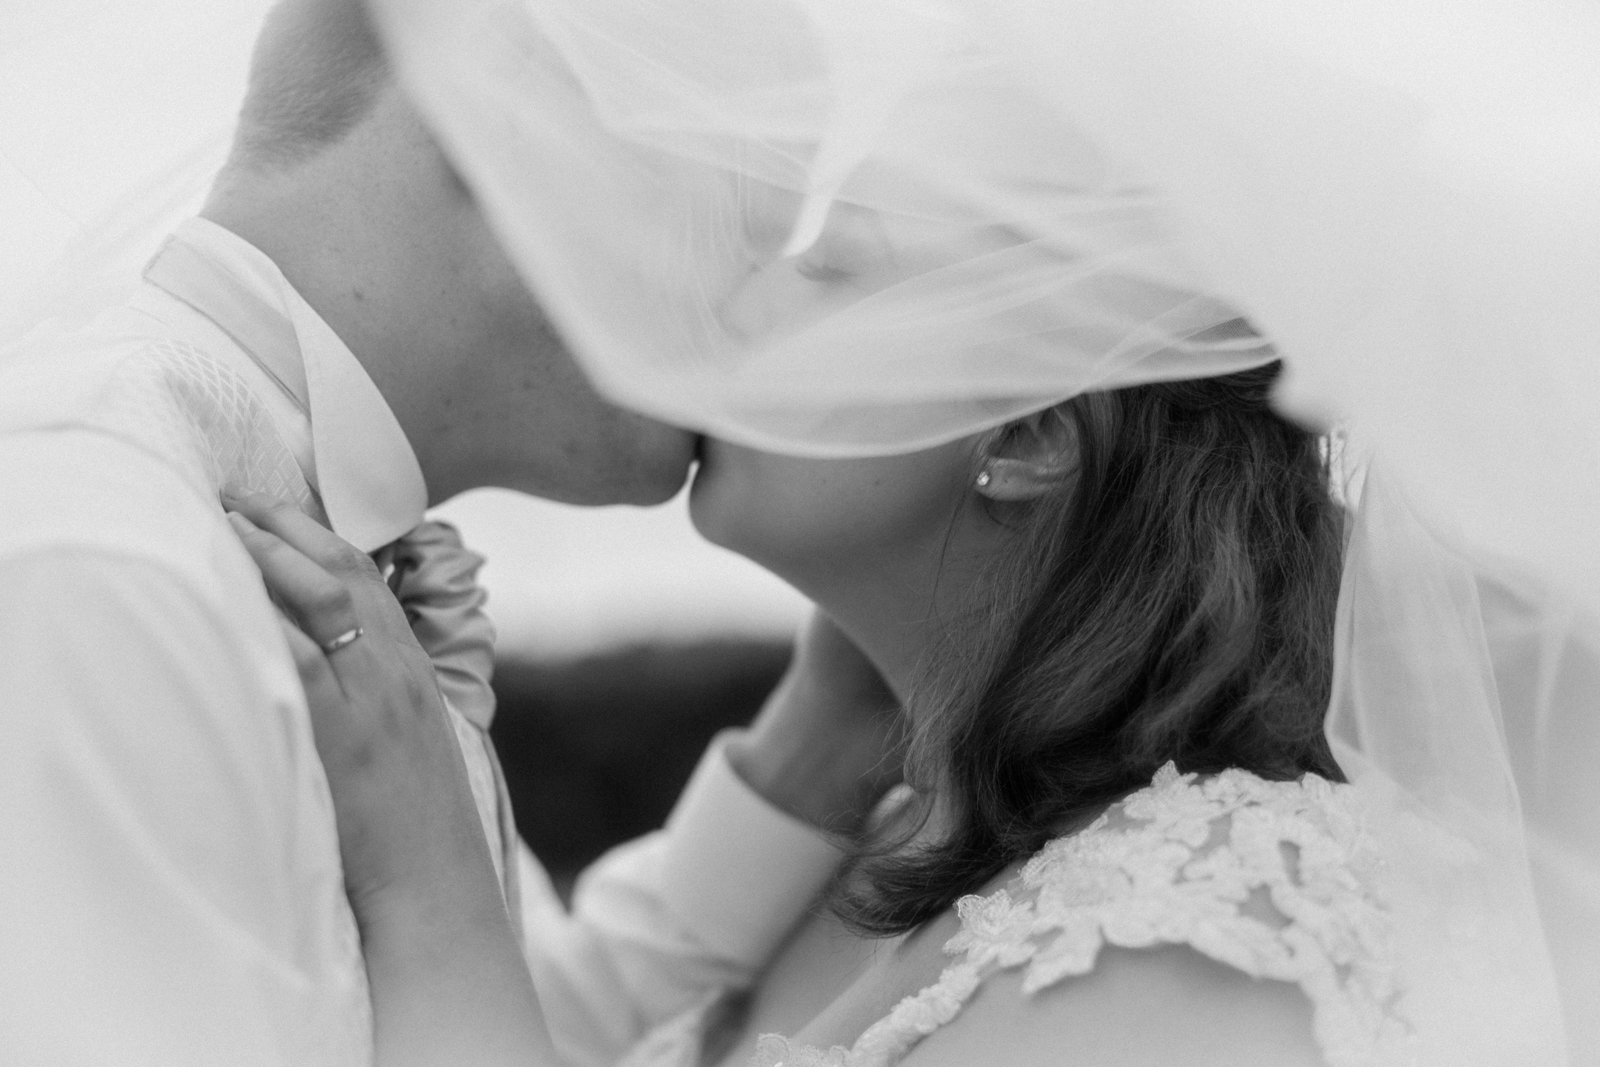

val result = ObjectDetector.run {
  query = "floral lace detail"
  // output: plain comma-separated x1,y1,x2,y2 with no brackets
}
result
752,764,1408,1067
753,1034,849,1067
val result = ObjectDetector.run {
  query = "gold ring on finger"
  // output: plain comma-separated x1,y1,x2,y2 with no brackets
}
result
320,627,365,655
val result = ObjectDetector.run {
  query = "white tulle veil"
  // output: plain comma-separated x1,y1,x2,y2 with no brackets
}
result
361,2,1599,1060
5,0,1595,1062
0,1,271,350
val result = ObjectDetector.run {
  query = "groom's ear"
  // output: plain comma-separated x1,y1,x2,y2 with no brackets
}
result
230,0,390,174
974,406,1080,503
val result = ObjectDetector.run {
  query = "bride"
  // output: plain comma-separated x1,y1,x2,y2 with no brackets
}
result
230,0,1589,1063
231,350,1359,1067
217,9,1387,1054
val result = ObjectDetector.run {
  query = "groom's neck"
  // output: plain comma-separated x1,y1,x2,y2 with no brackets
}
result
201,92,487,504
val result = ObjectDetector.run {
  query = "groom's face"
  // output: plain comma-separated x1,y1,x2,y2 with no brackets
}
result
405,135,700,505
224,0,698,506
294,96,698,505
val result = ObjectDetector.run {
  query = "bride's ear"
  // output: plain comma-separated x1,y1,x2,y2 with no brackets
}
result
973,407,1080,503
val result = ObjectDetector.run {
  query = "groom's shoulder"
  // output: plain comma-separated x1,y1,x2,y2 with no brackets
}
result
0,424,283,692
0,375,241,611
0,307,209,437
0,427,235,578
0,313,275,639
0,312,224,536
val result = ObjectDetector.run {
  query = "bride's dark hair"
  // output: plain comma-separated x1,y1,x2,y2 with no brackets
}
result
838,361,1345,935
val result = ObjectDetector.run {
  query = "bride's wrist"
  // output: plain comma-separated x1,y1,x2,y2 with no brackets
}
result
725,700,894,836
338,812,508,942
351,860,511,956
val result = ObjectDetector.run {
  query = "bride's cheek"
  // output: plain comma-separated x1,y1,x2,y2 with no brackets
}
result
687,461,826,572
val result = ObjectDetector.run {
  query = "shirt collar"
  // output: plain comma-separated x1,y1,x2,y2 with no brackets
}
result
151,218,428,551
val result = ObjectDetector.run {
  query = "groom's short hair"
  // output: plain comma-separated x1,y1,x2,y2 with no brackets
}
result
230,0,390,172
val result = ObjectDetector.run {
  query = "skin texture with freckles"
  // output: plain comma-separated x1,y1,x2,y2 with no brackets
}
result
205,80,695,508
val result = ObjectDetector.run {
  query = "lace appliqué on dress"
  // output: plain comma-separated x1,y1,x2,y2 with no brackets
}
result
754,764,1408,1067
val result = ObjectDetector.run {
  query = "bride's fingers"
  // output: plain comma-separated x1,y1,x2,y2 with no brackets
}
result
223,488,382,583
226,511,364,649
277,610,350,708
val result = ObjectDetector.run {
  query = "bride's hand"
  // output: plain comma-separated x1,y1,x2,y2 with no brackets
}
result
220,491,493,919
725,611,905,836
223,490,553,1067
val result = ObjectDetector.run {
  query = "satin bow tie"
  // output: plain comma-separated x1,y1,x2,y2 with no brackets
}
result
375,521,498,732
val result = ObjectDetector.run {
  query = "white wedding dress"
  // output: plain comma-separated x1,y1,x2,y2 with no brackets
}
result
626,763,1402,1067
6,0,1591,1061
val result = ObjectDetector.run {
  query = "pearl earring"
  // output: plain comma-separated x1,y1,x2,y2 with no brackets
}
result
975,470,992,488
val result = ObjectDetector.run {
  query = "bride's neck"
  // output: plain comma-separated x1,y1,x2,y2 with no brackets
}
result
774,481,1022,704
822,547,999,706
829,603,930,705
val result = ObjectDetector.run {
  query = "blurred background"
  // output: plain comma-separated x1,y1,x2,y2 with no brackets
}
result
434,491,807,891
3,1,810,891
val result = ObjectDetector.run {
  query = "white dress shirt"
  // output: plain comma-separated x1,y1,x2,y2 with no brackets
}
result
0,220,842,1067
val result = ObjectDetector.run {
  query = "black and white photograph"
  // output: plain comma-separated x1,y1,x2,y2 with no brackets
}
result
2,1,1596,1064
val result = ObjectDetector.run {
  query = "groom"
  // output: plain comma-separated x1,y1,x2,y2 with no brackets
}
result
0,1,859,1063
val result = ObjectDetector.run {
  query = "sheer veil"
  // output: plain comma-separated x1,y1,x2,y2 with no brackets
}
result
362,2,1599,1061
0,1,271,350
983,5,1600,1060
5,0,1594,1062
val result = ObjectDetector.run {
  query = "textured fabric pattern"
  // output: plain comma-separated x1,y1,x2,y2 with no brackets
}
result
42,333,523,934
0,333,373,1063
89,337,324,516
754,764,1406,1067
140,223,519,924
128,337,522,919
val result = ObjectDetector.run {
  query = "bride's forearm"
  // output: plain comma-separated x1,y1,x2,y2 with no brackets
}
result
357,879,559,1067
222,495,561,1063
724,616,903,836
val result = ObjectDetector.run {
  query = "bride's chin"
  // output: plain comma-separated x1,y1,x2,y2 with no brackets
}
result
685,438,738,548
686,440,810,590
